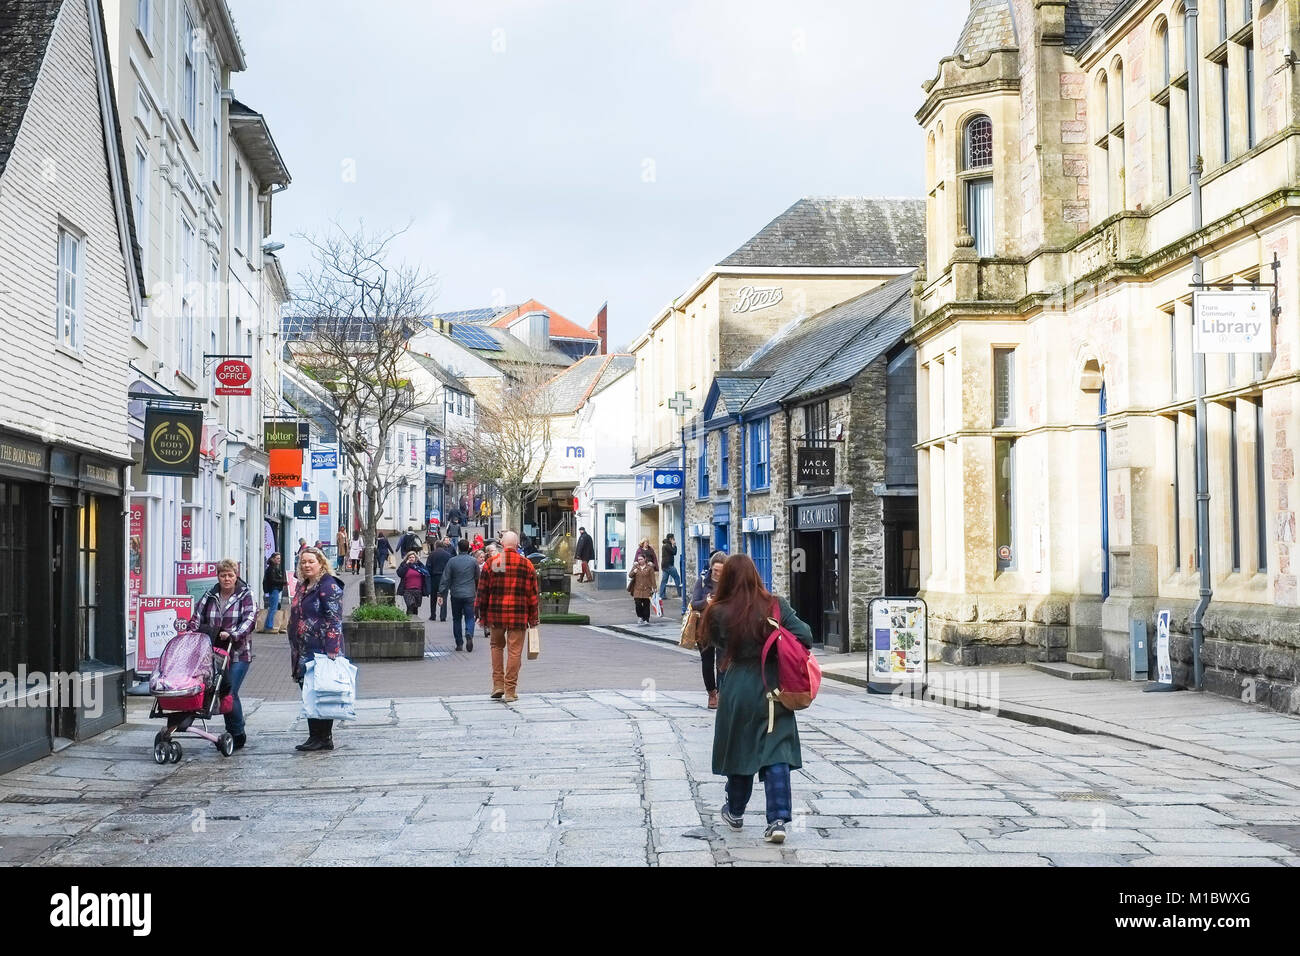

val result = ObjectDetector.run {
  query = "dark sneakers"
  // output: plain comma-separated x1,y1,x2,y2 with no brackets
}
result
466,637,474,652
720,804,743,831
764,821,787,844
233,733,247,751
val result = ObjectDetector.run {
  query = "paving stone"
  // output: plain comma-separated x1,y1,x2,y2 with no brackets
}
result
927,800,1031,817
656,850,716,866
810,798,932,816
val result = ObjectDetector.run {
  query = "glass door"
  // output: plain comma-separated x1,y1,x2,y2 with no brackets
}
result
822,529,842,650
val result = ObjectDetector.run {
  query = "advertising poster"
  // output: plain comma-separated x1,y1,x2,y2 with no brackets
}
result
136,595,193,674
1155,609,1173,684
180,510,193,561
128,501,145,630
868,597,927,685
175,561,239,603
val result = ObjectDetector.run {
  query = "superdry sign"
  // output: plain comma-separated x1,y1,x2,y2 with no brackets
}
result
143,409,202,477
214,359,253,396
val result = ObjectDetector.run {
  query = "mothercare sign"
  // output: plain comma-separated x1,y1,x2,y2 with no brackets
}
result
1193,291,1272,353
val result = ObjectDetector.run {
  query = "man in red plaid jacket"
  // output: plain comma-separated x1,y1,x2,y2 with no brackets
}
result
475,531,539,702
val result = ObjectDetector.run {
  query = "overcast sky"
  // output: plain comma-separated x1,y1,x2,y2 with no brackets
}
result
228,0,969,347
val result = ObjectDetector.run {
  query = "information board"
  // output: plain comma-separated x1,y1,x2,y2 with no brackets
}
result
867,597,928,688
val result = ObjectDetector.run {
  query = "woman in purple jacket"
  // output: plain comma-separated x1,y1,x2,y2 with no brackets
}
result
184,558,256,750
288,547,345,752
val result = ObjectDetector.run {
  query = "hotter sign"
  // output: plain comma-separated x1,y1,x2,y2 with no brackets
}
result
214,359,253,396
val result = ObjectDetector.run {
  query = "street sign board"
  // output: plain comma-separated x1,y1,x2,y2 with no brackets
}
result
868,597,928,690
1155,609,1173,684
136,595,193,674
653,469,684,490
1193,291,1272,353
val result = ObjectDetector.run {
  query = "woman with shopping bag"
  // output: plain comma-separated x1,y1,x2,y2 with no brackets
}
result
288,547,346,752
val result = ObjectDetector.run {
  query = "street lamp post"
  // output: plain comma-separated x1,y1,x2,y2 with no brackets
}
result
668,390,693,615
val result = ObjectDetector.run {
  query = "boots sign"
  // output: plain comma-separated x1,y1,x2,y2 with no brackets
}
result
214,359,253,396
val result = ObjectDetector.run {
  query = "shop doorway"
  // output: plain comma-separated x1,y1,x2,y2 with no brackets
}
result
793,528,844,649
50,503,77,740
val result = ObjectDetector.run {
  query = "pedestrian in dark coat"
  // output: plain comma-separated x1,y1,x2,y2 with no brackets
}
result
374,534,394,574
262,553,288,633
575,527,596,582
288,547,345,752
635,538,659,570
702,553,813,845
426,538,454,622
691,550,728,709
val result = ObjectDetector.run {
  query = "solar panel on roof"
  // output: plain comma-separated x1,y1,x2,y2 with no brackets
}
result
450,324,503,351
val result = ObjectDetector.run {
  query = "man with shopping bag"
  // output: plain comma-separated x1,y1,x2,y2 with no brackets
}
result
475,530,539,703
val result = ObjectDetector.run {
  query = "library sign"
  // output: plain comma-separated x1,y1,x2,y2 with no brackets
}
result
1193,291,1272,353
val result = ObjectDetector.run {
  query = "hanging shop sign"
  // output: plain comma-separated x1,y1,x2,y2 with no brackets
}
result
867,597,928,690
310,449,338,470
143,409,202,477
653,469,684,490
1193,291,1273,353
136,595,194,674
269,448,303,487
797,447,836,485
264,422,298,450
297,422,311,448
293,500,318,520
214,359,253,396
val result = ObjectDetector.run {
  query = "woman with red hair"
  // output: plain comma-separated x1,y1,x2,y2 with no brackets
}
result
701,553,813,844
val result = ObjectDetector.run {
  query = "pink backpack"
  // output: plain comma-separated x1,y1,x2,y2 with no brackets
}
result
760,600,822,729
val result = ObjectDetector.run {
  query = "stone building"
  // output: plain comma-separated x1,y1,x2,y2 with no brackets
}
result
630,196,926,565
0,0,144,770
914,0,1300,709
690,274,919,651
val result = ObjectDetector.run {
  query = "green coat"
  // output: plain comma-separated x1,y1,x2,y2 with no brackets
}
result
709,595,813,776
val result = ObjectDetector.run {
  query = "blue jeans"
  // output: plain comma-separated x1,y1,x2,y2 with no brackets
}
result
264,588,282,630
225,659,249,737
725,763,792,825
450,596,475,646
659,565,682,597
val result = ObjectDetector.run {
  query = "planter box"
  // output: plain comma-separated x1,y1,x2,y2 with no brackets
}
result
538,568,571,594
540,596,572,616
343,619,425,661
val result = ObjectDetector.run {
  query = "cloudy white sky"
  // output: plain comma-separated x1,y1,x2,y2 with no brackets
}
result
228,0,969,347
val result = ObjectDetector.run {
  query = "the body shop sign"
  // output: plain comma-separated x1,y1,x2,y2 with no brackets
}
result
1193,291,1273,353
136,595,193,674
214,359,253,396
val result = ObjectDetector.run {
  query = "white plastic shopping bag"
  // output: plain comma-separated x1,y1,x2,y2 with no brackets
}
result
650,593,663,618
300,655,358,721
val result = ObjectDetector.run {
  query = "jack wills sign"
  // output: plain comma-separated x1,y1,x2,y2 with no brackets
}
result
797,447,835,485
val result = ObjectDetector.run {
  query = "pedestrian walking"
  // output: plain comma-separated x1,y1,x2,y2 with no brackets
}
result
426,537,453,622
575,526,595,582
628,553,657,624
635,538,659,570
703,553,813,845
296,537,308,556
398,525,422,557
659,533,681,598
475,530,539,703
261,552,288,634
446,516,462,543
347,533,363,574
439,539,481,651
691,550,728,709
336,526,349,571
185,558,256,751
289,547,345,752
374,533,394,575
396,551,430,615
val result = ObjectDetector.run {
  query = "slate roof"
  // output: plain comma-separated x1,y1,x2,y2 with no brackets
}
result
718,197,926,270
954,0,1018,59
544,354,634,413
728,272,915,412
1066,0,1127,50
0,0,61,181
707,374,766,423
409,352,470,394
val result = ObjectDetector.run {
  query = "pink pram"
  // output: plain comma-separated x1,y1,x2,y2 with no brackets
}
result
148,631,236,763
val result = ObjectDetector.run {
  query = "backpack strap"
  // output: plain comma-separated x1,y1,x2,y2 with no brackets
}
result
760,599,782,694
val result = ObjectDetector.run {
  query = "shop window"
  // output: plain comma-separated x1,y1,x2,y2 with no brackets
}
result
696,538,710,583
79,497,99,662
748,533,772,590
0,482,31,675
604,508,625,569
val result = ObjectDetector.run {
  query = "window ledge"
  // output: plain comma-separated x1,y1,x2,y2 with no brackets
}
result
174,370,199,389
55,343,84,364
135,27,154,58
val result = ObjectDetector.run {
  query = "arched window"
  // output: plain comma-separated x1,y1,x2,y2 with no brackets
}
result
963,115,993,170
1094,72,1111,219
960,115,994,257
1154,18,1174,197
1158,19,1170,87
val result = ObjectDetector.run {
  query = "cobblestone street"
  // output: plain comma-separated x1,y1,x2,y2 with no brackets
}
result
3,625,1298,867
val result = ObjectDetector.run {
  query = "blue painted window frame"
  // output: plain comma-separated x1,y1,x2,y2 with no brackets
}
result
748,417,770,489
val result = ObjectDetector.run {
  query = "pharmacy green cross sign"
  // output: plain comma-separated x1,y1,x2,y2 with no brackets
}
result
668,391,693,417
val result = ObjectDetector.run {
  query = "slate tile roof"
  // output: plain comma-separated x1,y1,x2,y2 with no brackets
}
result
718,197,926,270
707,374,767,423
409,352,470,394
0,0,61,181
1066,0,1128,50
728,272,915,412
954,0,1018,59
544,354,634,414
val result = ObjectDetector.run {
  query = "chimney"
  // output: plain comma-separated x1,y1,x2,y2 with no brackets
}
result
590,302,608,354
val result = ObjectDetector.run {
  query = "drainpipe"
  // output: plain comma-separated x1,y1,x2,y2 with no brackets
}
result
737,414,747,552
1187,0,1208,691
785,405,793,594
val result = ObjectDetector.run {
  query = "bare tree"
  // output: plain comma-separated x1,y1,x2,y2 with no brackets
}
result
288,223,436,601
455,363,558,534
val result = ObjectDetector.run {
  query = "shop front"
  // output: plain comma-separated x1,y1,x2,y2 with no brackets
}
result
0,427,128,774
788,493,850,651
